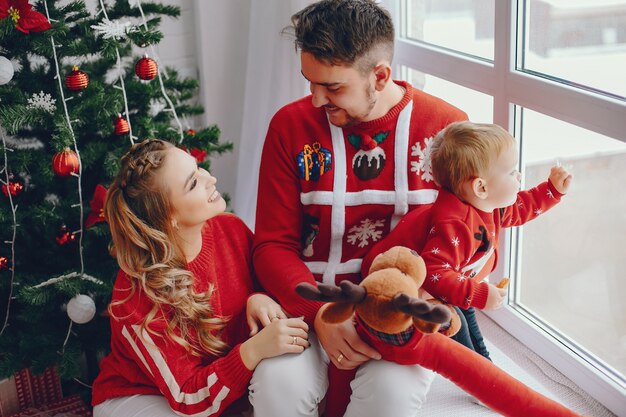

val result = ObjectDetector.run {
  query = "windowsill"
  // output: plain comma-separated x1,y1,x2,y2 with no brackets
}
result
419,311,616,416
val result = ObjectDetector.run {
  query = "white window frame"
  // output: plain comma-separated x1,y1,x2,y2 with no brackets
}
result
384,0,626,414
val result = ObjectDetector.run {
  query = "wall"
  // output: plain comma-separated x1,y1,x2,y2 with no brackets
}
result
153,0,251,203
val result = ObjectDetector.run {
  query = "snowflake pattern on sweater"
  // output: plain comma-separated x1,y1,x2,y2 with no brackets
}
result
347,218,385,247
410,136,435,182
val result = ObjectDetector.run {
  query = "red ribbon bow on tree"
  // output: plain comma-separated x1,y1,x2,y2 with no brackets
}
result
85,184,107,229
0,0,52,33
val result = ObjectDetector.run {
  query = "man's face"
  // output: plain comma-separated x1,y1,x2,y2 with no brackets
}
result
301,52,377,127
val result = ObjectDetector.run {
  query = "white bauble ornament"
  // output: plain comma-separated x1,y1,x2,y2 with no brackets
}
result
0,56,14,85
67,294,96,324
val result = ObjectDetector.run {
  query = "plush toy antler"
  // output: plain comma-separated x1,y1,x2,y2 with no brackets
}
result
297,246,459,335
296,246,582,417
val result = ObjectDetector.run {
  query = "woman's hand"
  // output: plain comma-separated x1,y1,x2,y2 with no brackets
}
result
246,293,288,336
240,317,310,370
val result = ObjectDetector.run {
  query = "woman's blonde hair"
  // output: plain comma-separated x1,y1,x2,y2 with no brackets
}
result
105,139,228,357
430,121,515,197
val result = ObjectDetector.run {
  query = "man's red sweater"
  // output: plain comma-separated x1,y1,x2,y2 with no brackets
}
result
253,81,468,324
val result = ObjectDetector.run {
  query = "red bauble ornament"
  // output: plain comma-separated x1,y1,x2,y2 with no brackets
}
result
186,128,196,137
114,114,130,135
55,225,76,246
0,256,8,271
52,148,80,177
65,66,89,91
135,56,158,81
2,174,24,197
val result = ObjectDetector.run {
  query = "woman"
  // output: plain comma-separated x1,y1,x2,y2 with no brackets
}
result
92,139,309,417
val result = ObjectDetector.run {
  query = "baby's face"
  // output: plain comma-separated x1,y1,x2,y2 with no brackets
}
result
482,144,521,210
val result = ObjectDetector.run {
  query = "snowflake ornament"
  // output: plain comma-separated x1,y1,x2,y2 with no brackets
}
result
347,218,385,248
27,91,56,113
91,18,135,40
410,137,435,182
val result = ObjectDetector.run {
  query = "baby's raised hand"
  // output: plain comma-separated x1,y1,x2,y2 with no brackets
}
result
549,165,573,195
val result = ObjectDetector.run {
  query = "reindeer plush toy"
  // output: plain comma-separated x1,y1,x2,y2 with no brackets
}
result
296,246,581,417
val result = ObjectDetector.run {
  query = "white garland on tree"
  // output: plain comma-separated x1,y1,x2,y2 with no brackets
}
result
0,128,18,337
93,1,136,145
131,0,185,143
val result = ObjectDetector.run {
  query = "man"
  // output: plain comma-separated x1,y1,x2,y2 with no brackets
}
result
251,1,468,416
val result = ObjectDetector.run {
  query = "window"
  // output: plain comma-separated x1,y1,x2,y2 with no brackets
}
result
389,0,626,414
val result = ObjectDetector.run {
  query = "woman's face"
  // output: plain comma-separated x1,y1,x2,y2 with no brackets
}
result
160,147,226,229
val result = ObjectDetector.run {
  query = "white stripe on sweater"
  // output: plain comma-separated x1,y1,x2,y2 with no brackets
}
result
124,324,229,416
313,105,418,284
300,189,438,206
392,101,412,229
305,258,362,275
324,121,348,285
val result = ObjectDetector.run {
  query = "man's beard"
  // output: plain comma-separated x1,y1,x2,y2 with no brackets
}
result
333,84,377,127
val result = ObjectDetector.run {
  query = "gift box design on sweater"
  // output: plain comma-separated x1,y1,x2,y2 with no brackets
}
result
296,142,332,181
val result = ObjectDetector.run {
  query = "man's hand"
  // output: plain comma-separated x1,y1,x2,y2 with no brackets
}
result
314,305,381,370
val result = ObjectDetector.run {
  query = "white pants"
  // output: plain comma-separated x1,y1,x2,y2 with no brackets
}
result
249,334,435,417
93,394,248,417
93,395,180,417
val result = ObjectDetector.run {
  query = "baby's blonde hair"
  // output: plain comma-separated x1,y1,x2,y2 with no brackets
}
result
430,121,515,197
105,139,228,357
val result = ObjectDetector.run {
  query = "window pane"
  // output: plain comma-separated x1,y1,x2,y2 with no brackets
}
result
516,108,626,382
406,68,493,122
520,0,626,99
404,0,494,60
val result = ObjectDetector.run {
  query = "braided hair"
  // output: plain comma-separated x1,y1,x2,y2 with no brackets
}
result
105,139,229,357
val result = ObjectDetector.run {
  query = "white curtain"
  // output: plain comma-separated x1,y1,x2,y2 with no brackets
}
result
233,0,312,229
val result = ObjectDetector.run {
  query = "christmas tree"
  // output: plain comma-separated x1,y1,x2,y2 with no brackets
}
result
0,0,232,393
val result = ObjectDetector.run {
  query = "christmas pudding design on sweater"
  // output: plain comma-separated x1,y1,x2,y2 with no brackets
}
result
348,131,389,180
296,142,332,181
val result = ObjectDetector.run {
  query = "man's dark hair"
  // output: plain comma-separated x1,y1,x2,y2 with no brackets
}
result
286,0,395,73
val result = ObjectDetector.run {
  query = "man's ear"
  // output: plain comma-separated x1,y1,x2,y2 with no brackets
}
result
470,177,489,200
372,63,392,91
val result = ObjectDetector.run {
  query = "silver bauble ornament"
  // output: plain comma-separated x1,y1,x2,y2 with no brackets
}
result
67,294,96,324
0,56,14,85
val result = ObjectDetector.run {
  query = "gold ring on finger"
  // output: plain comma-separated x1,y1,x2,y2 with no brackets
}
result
337,353,344,363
